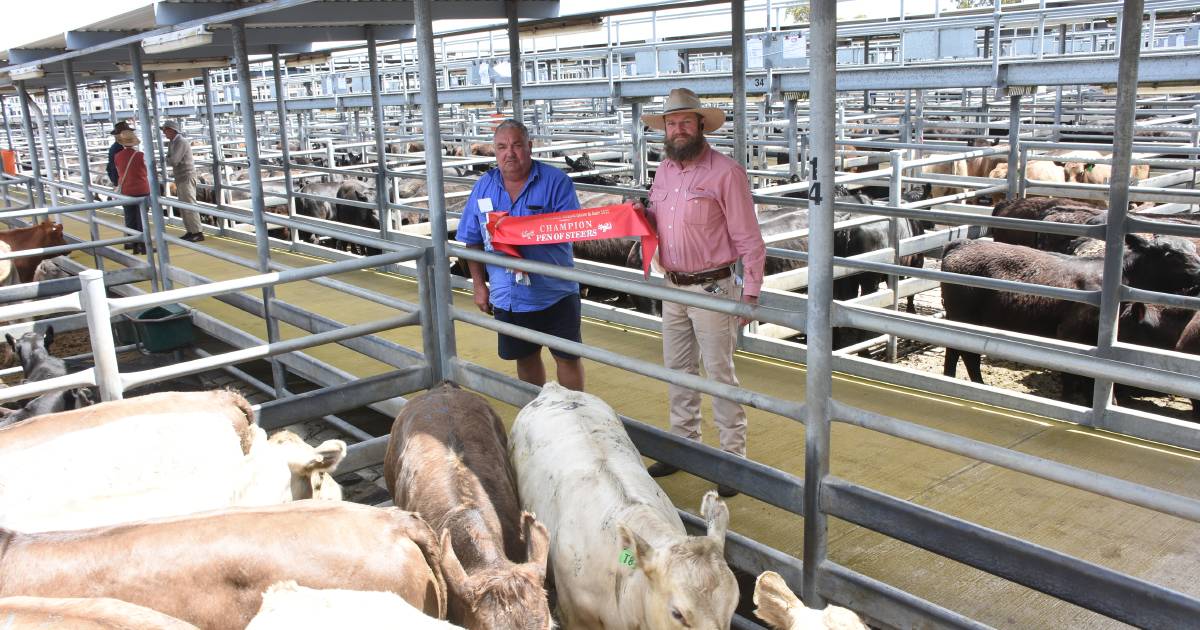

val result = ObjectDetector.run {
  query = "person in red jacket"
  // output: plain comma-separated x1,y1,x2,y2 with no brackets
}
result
113,130,150,255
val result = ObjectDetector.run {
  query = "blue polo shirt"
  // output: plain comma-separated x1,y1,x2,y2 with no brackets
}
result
456,161,581,312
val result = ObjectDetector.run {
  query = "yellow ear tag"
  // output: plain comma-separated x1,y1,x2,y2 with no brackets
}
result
619,548,636,567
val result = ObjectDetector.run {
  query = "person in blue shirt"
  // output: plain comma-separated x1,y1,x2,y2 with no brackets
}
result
456,119,585,391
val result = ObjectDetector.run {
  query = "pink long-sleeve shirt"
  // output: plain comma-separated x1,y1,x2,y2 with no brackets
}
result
647,144,766,297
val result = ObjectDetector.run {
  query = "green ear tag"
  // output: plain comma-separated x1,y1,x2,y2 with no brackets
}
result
619,548,636,567
1085,163,1095,172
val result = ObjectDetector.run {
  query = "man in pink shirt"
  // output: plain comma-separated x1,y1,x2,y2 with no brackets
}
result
636,88,766,498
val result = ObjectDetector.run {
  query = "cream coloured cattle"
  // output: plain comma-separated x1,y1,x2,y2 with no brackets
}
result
753,572,868,630
385,383,551,630
0,501,447,629
0,596,197,629
0,391,345,532
510,382,738,630
237,426,346,504
1057,149,1150,184
919,158,969,199
246,581,460,629
987,161,1067,205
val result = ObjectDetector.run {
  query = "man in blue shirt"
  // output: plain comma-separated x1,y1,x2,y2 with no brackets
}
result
456,119,585,391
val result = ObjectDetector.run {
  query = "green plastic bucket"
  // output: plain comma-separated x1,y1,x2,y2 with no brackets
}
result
129,304,194,353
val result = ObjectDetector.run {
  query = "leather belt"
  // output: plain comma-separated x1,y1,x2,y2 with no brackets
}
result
665,265,733,286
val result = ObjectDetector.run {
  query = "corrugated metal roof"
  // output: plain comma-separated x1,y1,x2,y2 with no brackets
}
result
1,0,560,88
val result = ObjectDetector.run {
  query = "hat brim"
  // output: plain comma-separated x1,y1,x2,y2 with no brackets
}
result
640,108,726,134
118,139,141,147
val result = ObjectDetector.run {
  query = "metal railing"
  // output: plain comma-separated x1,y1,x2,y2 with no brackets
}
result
0,249,424,407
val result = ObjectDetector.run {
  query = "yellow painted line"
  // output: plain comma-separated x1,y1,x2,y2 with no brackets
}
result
1066,429,1200,460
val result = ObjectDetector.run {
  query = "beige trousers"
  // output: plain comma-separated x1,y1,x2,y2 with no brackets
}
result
174,173,203,234
661,274,747,457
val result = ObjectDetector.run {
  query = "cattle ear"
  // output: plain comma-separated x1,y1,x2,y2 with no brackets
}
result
1125,233,1151,251
5,334,14,351
522,512,550,574
43,326,54,350
617,523,655,574
700,490,729,551
564,155,576,168
310,439,347,472
439,529,472,602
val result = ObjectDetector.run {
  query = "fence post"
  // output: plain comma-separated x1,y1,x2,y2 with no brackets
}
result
887,150,904,363
79,269,123,401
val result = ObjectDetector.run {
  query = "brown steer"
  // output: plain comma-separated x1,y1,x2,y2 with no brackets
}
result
0,501,447,629
385,383,551,630
0,221,67,283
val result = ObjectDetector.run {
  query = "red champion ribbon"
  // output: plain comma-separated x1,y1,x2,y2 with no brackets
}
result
484,202,658,277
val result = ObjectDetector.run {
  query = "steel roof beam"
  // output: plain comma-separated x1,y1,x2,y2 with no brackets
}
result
153,2,240,26
65,31,143,50
209,25,414,44
7,48,64,65
239,0,559,25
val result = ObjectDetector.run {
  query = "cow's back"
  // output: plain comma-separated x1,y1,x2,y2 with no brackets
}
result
510,383,682,623
510,383,677,525
0,596,198,629
0,501,445,630
0,391,256,532
385,382,523,560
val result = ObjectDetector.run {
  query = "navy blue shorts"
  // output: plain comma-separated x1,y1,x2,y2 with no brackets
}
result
494,294,582,361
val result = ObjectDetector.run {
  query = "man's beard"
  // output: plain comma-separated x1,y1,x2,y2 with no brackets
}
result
664,132,705,163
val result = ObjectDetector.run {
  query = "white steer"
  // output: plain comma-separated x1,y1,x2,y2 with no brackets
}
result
246,581,461,629
510,382,738,630
0,391,345,532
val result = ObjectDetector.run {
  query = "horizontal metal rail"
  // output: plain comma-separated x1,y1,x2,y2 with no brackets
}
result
0,368,95,405
452,245,801,330
0,234,141,262
837,304,1200,400
0,291,82,321
0,198,134,220
831,400,1200,523
453,307,806,423
108,250,419,316
821,477,1200,629
163,233,421,314
1128,216,1200,239
769,247,1104,307
122,312,421,390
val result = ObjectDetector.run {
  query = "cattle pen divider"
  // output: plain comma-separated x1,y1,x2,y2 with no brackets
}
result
445,240,1200,628
0,249,426,407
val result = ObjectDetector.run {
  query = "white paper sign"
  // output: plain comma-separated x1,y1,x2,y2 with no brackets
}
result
747,38,764,69
784,34,807,58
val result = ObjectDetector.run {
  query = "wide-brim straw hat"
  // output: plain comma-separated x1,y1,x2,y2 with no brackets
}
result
640,88,726,133
116,130,141,147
